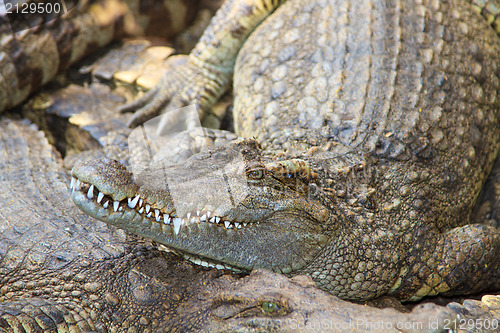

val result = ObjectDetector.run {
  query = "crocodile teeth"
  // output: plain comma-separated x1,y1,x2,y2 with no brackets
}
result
75,179,81,191
200,214,207,221
155,209,160,221
147,212,152,218
103,201,109,209
224,221,231,229
243,222,248,227
196,210,200,216
87,185,94,199
207,211,211,218
173,218,182,235
234,222,241,229
70,177,76,190
128,195,140,209
139,198,143,207
215,217,221,224
186,212,191,219
113,201,120,212
164,215,171,224
190,217,196,223
209,217,216,223
145,204,151,214
97,192,104,203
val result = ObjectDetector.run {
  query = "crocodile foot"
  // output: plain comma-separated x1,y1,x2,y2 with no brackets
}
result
120,54,230,128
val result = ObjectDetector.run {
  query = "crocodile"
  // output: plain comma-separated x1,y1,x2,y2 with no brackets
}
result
0,0,499,331
1,117,479,333
70,0,500,303
0,6,499,330
0,0,202,113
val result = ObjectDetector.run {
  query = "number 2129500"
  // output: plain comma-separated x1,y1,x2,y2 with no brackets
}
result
5,2,61,14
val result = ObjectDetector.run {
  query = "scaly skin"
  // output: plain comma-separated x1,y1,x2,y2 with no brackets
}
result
71,0,500,302
0,0,199,113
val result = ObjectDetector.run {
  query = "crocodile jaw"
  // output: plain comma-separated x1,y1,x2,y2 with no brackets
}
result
70,157,331,274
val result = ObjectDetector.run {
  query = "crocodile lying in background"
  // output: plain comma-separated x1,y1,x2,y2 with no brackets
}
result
0,0,205,113
71,0,500,303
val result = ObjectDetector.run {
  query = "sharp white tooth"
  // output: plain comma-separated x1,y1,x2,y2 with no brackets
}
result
156,214,161,222
186,213,191,219
209,217,216,223
200,214,207,221
138,207,144,214
215,217,221,223
75,179,81,190
173,218,182,235
118,207,123,212
147,212,152,218
224,221,230,228
145,204,151,214
87,185,94,199
190,217,196,223
113,201,119,212
70,178,75,189
97,192,104,203
243,222,248,227
215,264,226,270
103,201,109,209
155,209,160,219
164,215,171,224
192,257,202,265
235,222,241,229
207,211,211,218
128,195,140,209
139,198,143,207
200,261,209,267
196,210,200,216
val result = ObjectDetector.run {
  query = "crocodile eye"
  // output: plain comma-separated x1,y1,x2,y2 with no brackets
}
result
248,169,264,180
261,301,279,313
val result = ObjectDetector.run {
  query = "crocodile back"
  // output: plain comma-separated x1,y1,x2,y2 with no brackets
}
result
233,0,500,229
234,0,499,157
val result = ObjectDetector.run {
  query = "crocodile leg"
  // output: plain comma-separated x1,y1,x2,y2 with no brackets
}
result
123,0,286,127
0,298,95,332
387,225,500,301
469,0,500,34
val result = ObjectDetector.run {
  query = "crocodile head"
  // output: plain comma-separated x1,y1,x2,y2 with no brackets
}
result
71,139,332,274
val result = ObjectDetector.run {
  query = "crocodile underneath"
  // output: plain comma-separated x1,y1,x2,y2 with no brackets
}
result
71,0,500,302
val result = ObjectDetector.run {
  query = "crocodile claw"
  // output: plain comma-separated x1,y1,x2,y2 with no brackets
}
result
120,55,230,128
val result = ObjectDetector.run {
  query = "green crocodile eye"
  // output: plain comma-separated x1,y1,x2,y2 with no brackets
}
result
262,301,279,313
248,169,264,180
